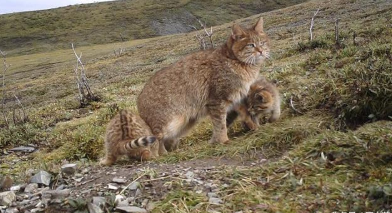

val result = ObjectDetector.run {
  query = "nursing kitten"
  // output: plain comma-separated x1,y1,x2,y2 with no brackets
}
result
227,77,281,130
137,17,270,153
100,110,159,166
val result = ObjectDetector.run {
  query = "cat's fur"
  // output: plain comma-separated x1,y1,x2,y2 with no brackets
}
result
100,110,159,166
137,17,270,153
227,77,281,130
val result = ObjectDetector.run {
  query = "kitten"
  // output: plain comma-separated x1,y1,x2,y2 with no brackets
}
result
137,17,270,153
227,77,281,130
100,110,159,166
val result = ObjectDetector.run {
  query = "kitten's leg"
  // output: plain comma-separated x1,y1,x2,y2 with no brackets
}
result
150,128,168,155
164,139,179,151
100,153,117,166
236,104,258,130
208,104,229,144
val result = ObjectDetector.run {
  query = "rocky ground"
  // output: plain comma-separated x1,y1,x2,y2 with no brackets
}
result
1,147,268,213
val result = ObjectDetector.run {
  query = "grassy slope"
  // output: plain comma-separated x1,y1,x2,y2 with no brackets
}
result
0,0,307,56
1,0,392,211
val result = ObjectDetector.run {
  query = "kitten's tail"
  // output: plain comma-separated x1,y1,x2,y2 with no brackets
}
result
125,136,157,151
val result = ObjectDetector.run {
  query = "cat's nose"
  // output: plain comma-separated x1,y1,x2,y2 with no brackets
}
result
256,47,263,54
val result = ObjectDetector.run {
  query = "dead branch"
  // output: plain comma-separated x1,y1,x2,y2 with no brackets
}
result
309,7,320,41
0,49,10,128
71,43,97,107
191,18,214,50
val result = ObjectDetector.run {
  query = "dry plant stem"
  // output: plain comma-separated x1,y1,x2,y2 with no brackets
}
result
119,172,147,195
290,96,304,115
0,49,9,128
71,43,96,106
13,94,28,123
309,7,320,41
335,18,340,45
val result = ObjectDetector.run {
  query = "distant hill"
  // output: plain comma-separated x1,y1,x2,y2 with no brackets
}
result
0,0,307,56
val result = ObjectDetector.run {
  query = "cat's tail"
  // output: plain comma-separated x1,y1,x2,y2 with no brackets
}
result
125,136,157,150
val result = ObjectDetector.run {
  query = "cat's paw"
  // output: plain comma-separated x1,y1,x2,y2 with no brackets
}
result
209,135,229,144
99,158,113,166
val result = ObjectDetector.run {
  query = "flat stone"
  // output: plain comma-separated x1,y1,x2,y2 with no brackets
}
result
24,183,38,193
112,177,127,184
208,197,223,205
0,191,16,206
92,197,106,206
116,206,147,213
88,203,103,213
10,185,22,192
108,184,118,190
61,164,77,176
9,146,35,153
30,171,51,186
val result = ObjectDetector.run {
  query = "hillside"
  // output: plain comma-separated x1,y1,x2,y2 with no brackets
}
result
0,0,392,212
0,0,307,56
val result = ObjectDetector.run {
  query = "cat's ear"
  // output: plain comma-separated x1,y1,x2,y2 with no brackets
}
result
231,24,245,40
254,17,264,33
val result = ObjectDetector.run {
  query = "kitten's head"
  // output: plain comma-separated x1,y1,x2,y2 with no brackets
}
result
229,17,270,65
248,86,274,116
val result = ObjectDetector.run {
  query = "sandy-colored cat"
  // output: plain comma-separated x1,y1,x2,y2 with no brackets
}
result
137,17,270,153
227,77,281,130
100,110,159,166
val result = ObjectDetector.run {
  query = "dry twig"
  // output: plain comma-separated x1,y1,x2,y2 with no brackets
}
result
71,43,97,107
309,7,320,41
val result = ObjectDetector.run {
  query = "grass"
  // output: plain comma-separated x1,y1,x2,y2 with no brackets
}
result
0,0,308,56
1,0,392,212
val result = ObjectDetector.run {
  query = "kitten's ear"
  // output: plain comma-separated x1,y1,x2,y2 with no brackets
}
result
232,24,245,40
254,17,264,33
255,93,264,101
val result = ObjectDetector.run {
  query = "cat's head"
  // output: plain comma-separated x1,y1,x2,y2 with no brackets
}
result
229,17,270,65
247,85,274,116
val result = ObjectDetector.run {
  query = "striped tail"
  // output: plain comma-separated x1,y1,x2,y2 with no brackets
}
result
125,136,157,150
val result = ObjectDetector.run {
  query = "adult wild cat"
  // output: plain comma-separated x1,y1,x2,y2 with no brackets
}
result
137,17,270,153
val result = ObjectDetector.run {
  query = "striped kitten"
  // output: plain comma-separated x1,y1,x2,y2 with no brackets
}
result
227,77,281,130
100,110,159,166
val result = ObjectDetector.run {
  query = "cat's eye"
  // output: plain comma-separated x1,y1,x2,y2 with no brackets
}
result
247,43,256,48
259,41,266,46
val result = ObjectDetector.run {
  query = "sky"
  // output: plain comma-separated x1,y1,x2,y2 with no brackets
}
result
0,0,115,15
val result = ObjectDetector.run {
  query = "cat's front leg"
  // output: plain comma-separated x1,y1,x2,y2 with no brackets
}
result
208,104,229,144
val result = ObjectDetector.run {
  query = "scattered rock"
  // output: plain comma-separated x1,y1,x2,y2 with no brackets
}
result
0,176,13,191
108,184,119,190
10,185,21,192
128,182,140,190
30,171,51,186
209,197,223,205
61,164,77,176
112,177,127,184
9,146,36,153
5,207,19,213
207,192,218,198
0,191,16,206
146,201,155,211
116,206,147,213
24,183,38,193
42,189,71,199
92,196,106,206
88,203,103,213
135,189,142,197
185,171,194,179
